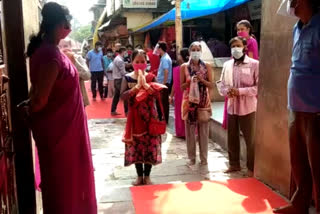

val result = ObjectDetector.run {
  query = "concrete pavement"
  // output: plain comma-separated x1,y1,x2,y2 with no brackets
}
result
89,117,250,214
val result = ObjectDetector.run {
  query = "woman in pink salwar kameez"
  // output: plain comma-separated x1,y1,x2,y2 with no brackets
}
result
169,48,189,138
26,3,97,213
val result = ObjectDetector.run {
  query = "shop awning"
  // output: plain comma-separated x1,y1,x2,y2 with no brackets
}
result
133,0,251,33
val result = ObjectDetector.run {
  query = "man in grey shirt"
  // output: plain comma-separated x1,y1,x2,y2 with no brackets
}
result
111,47,127,115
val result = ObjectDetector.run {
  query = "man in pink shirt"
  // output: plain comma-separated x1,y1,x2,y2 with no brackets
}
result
217,36,259,176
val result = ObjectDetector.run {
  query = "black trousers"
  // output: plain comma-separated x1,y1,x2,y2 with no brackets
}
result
90,71,104,98
288,111,320,212
111,78,128,113
135,163,152,177
103,86,108,98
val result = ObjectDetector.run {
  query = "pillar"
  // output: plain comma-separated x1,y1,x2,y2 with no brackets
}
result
254,0,297,197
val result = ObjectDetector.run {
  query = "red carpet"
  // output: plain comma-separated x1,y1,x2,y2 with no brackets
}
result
84,81,125,119
130,178,288,214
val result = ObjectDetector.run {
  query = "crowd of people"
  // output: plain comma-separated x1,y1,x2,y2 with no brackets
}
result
17,0,320,213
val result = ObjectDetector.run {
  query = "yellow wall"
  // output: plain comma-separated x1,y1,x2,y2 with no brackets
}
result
22,0,40,50
22,0,41,87
21,2,43,213
123,12,153,30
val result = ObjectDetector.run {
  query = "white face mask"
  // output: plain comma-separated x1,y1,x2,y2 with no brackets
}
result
231,47,244,59
190,51,201,61
98,47,102,51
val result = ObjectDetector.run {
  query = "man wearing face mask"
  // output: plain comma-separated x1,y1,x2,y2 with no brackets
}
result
274,0,320,213
86,41,105,101
125,44,133,73
111,47,128,116
156,41,173,123
217,36,259,177
103,49,114,98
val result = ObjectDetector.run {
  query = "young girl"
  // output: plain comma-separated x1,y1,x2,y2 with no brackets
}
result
121,49,166,185
218,36,259,176
236,20,259,60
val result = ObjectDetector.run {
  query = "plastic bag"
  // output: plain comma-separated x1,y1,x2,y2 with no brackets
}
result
189,76,200,104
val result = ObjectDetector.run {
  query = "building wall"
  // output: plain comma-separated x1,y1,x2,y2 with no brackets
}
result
211,12,226,41
1,0,41,212
115,0,121,12
22,0,41,86
133,33,144,47
22,0,40,51
21,1,42,212
123,12,153,29
106,0,115,17
254,0,297,197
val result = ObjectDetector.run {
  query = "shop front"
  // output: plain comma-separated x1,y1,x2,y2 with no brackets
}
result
131,0,261,102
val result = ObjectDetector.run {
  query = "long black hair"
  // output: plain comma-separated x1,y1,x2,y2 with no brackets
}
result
236,20,254,36
26,2,71,57
131,49,146,62
180,48,189,63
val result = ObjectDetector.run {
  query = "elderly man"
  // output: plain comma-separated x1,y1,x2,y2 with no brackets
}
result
274,0,320,213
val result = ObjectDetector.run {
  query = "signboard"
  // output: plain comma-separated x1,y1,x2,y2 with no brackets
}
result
247,0,262,20
123,0,158,8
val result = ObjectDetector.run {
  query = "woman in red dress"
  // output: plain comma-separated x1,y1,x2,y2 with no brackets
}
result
121,49,166,185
